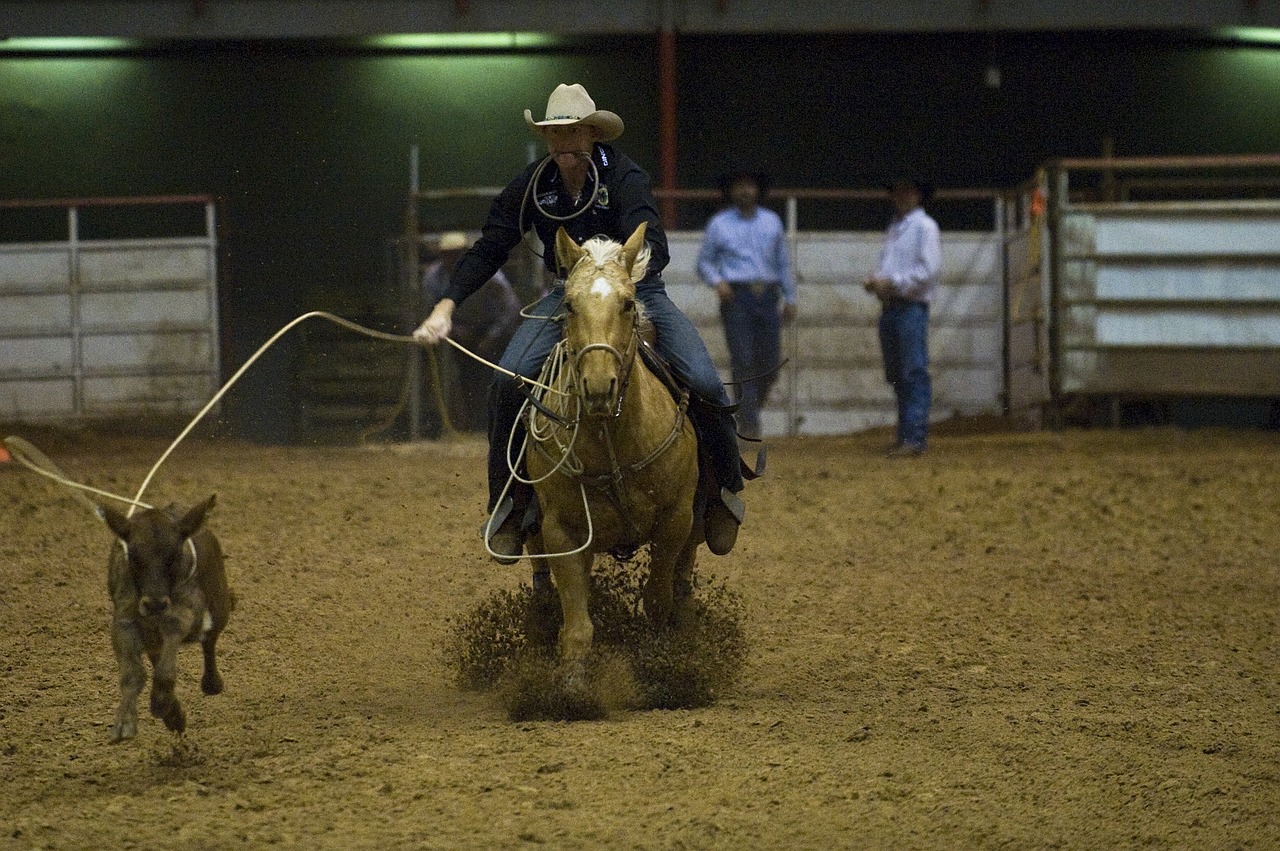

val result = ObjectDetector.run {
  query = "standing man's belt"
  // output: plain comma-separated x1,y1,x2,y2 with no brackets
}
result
728,280,779,296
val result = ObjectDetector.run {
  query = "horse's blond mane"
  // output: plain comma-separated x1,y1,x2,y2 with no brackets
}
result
576,234,651,284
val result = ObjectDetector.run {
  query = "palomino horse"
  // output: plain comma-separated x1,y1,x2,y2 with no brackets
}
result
523,223,702,663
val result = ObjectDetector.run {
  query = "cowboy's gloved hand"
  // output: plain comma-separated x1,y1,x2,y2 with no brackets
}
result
413,300,454,345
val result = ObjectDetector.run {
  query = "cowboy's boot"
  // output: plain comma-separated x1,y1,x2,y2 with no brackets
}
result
482,495,525,564
704,487,745,556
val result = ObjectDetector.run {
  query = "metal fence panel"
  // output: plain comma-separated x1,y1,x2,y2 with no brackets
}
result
0,197,220,422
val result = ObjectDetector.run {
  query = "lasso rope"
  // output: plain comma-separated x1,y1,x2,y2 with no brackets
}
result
2,434,151,513
4,310,561,522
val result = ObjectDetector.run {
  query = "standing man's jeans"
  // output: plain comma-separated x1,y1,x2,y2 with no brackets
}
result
718,282,782,439
877,300,931,448
487,281,743,517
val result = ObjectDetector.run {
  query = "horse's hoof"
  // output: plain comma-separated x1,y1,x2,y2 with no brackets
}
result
562,659,589,692
201,672,224,695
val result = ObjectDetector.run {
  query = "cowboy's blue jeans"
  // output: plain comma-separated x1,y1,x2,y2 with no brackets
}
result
877,300,932,448
718,283,782,438
487,282,742,515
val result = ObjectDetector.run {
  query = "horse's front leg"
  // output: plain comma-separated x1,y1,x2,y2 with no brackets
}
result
548,550,594,663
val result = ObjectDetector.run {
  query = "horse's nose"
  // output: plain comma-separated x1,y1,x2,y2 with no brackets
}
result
581,376,617,413
139,596,170,616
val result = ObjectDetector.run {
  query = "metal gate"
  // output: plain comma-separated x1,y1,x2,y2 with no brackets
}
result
406,177,1050,438
0,195,220,422
1000,174,1051,428
1047,155,1280,421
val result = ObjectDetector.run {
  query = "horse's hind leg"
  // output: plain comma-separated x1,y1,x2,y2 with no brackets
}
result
643,551,676,629
672,538,699,630
644,510,696,629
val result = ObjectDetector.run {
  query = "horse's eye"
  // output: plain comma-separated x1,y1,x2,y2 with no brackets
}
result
622,298,635,313
563,300,576,316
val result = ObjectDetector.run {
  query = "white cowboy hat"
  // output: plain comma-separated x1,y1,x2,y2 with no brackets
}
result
435,231,470,252
523,83,624,141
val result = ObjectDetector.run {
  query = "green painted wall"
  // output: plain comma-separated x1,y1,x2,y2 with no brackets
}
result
2,31,1277,440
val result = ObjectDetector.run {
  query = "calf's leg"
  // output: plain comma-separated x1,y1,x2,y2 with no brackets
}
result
110,622,146,742
201,624,225,696
148,640,187,734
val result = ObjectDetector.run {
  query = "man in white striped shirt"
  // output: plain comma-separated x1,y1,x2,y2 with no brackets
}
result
863,177,942,457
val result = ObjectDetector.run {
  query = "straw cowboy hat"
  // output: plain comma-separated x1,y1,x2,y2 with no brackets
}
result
524,83,624,141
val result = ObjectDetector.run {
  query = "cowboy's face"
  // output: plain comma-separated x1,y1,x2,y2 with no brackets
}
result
544,124,598,168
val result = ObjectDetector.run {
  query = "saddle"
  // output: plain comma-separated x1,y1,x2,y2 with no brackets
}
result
635,329,765,483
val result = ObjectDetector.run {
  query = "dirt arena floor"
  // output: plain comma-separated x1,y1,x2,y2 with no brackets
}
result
2,424,1278,849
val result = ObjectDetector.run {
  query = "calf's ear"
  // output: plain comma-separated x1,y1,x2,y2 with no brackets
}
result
97,505,131,540
177,494,217,539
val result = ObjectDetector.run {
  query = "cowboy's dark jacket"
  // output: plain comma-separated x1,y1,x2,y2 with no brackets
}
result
443,142,670,306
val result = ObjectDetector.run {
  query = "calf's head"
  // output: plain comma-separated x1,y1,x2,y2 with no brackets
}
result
100,495,216,617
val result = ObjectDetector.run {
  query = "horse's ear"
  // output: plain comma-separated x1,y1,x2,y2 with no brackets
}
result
621,222,651,284
555,228,582,277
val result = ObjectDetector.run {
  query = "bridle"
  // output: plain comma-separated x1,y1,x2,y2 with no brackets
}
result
527,285,687,483
568,307,641,421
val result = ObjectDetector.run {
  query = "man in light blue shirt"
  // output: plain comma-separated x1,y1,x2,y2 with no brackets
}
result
864,176,942,456
696,171,798,439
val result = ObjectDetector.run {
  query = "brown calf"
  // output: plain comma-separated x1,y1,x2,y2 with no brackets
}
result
99,495,235,742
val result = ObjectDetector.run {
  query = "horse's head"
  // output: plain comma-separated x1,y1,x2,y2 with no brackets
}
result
556,223,650,417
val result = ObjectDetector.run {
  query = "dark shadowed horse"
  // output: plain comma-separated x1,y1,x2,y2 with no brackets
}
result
523,223,703,662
